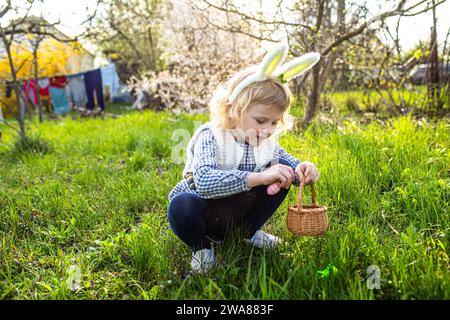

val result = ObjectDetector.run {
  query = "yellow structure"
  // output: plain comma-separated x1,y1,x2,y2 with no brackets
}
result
0,16,94,114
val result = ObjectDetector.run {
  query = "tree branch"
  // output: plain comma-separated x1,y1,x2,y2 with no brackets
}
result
192,7,277,42
400,0,446,16
199,0,313,30
321,0,407,56
321,0,445,56
0,0,11,18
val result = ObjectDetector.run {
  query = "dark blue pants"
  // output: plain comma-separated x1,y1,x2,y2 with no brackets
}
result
168,159,292,251
84,69,105,111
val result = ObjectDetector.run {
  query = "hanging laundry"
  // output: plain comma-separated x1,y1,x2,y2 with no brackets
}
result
38,78,50,97
84,69,105,111
49,87,70,115
50,76,68,88
67,74,87,109
23,79,38,107
100,63,120,102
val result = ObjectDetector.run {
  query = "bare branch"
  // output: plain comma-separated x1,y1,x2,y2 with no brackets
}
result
321,0,408,56
315,0,325,32
3,27,78,43
0,97,19,120
0,117,21,135
0,0,11,18
192,6,277,42
400,0,446,16
200,0,313,30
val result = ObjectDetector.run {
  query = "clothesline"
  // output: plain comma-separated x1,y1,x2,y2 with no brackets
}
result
24,70,104,114
0,65,111,83
0,69,92,85
2,63,121,116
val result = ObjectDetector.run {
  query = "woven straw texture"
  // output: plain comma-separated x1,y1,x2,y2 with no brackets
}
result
287,177,328,236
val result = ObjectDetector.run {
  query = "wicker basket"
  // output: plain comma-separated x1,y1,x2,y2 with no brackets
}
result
287,177,328,236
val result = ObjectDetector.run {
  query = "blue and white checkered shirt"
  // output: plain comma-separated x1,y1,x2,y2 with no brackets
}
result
168,127,301,201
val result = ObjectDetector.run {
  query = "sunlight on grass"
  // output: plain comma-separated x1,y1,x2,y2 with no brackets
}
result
0,108,449,299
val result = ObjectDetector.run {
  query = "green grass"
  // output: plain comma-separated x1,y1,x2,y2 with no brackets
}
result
322,86,449,118
0,106,449,299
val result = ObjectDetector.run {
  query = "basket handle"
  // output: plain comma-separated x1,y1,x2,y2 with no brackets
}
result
297,176,317,214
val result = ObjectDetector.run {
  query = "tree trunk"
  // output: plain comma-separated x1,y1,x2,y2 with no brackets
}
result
427,0,440,112
1,31,27,142
302,61,322,128
148,26,158,76
33,47,42,123
16,88,26,142
300,0,345,128
333,0,346,89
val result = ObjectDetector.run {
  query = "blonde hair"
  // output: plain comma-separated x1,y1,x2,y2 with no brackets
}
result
209,66,294,135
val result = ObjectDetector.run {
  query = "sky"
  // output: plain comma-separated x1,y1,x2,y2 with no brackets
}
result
1,0,104,64
377,0,450,52
2,0,450,61
258,0,450,52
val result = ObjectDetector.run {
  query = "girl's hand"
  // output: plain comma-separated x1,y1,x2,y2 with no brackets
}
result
267,181,282,195
260,164,295,190
296,161,320,185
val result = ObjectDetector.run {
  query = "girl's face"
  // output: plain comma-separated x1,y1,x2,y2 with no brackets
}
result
234,104,284,145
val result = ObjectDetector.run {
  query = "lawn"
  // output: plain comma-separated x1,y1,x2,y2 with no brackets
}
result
0,106,449,299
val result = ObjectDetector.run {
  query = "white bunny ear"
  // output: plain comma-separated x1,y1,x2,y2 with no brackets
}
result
273,52,320,82
258,43,289,77
228,42,290,104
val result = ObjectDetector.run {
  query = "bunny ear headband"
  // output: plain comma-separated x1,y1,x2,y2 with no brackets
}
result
228,43,321,104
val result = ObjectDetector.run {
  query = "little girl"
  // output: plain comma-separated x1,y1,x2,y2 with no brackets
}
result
168,43,321,273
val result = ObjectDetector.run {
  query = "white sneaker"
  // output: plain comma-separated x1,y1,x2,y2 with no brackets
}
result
244,230,283,249
191,248,215,274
